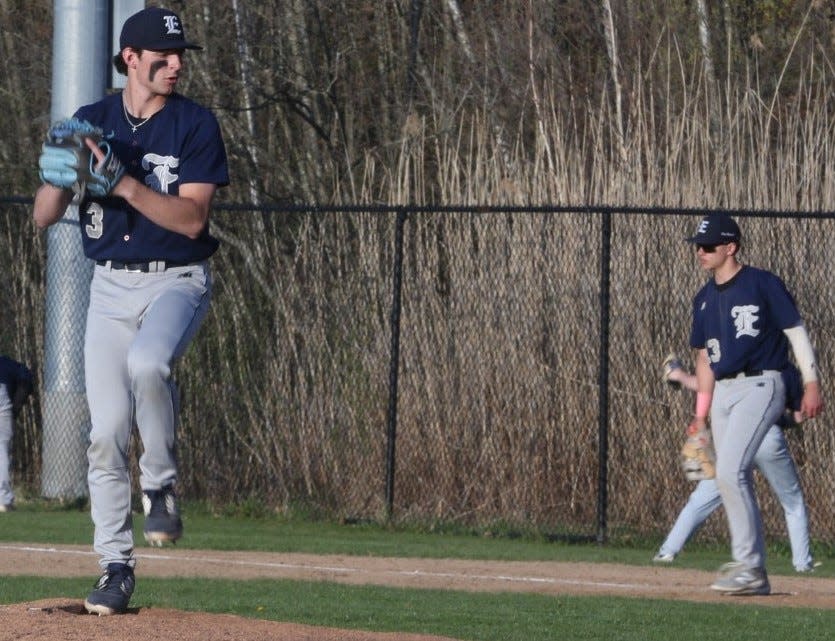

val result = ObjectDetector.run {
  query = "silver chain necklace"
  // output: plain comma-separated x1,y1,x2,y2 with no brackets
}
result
122,99,152,133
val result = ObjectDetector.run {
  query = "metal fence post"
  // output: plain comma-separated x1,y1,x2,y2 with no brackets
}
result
385,208,409,519
596,210,612,543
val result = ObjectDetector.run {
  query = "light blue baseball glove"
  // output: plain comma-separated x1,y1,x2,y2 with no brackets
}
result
38,117,104,193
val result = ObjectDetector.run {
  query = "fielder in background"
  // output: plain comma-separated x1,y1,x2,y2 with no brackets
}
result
0,355,34,512
654,354,816,573
685,213,823,596
33,7,228,616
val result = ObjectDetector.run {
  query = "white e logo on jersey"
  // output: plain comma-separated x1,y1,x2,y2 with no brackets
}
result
731,305,760,338
163,16,183,35
142,154,180,194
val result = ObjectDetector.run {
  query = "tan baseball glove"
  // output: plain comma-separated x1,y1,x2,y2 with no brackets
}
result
681,420,716,481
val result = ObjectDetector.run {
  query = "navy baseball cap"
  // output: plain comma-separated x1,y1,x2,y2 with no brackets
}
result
119,7,202,51
685,214,741,245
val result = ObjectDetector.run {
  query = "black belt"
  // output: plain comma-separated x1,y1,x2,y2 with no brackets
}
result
718,369,765,381
96,259,192,273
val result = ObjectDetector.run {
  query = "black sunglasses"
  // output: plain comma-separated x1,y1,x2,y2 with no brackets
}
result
696,243,724,253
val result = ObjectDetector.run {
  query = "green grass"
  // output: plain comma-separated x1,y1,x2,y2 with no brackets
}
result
3,575,834,641
2,501,834,641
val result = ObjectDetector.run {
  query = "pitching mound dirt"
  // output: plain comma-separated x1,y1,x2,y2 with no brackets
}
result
2,599,459,641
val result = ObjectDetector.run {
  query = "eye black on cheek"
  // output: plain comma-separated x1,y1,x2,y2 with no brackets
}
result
148,60,168,82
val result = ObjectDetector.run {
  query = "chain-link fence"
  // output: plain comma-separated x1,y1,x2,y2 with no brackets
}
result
2,201,834,546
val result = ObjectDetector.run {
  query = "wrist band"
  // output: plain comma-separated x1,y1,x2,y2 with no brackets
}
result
695,391,712,418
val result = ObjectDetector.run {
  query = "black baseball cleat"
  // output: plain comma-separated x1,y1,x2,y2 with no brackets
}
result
84,563,135,615
142,484,183,546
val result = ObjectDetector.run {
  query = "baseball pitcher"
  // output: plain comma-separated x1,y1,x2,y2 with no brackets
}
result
33,7,228,616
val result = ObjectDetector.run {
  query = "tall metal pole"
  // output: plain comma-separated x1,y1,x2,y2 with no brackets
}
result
384,209,408,519
40,0,110,498
596,211,612,544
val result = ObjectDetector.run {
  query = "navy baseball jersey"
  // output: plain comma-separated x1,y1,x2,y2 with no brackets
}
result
0,356,33,411
689,266,801,379
782,363,803,412
774,362,804,428
0,356,30,396
74,92,229,263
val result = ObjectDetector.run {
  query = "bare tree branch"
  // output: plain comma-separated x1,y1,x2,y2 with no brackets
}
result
600,0,627,166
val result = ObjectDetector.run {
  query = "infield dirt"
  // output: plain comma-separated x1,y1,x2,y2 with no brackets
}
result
1,543,833,640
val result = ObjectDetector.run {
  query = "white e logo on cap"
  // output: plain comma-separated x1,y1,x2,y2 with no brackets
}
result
163,15,183,35
697,220,710,234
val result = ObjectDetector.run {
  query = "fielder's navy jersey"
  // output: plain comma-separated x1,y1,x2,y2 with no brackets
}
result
689,266,801,379
0,355,32,402
75,92,229,263
782,363,803,412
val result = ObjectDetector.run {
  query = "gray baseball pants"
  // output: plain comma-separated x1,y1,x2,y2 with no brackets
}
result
711,371,785,570
0,387,13,506
85,261,211,569
658,424,812,570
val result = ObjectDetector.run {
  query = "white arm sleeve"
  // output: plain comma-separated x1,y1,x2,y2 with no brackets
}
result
784,324,819,384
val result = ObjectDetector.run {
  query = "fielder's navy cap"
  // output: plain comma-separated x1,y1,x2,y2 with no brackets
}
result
685,214,741,245
119,7,202,51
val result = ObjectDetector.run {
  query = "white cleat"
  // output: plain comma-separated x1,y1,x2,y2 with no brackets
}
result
710,563,770,596
652,552,676,563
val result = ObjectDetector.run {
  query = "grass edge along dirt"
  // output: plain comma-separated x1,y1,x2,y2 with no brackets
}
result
0,499,831,576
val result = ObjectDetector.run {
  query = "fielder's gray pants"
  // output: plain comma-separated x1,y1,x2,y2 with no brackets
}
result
0,387,13,506
85,262,212,569
711,371,785,570
658,424,812,570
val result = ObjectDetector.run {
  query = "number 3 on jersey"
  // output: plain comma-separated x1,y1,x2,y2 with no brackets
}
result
85,202,104,239
706,338,721,363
